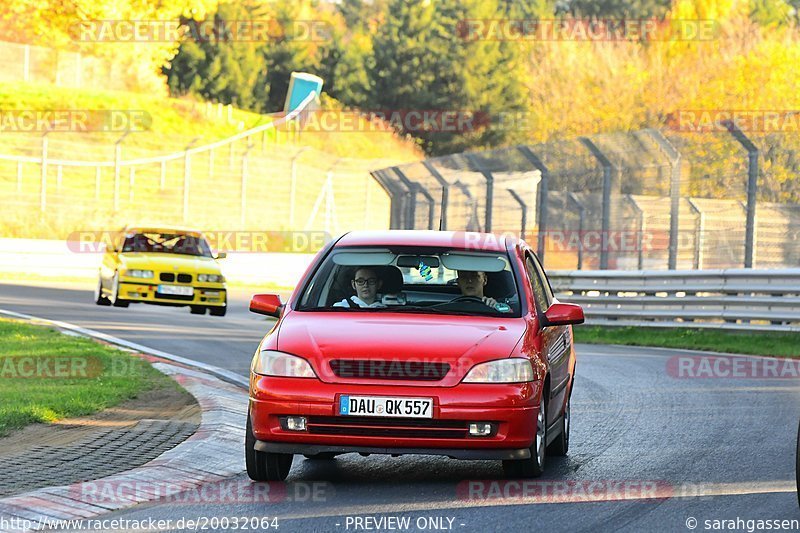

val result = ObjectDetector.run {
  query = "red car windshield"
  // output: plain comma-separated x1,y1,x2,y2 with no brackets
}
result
297,247,521,317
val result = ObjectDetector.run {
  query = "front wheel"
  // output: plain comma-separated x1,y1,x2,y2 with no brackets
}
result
190,305,206,315
94,277,111,306
245,412,293,481
209,306,226,317
503,396,547,478
547,394,570,456
110,273,129,308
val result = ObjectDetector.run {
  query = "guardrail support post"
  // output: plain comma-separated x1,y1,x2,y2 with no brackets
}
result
722,121,759,268
517,146,550,263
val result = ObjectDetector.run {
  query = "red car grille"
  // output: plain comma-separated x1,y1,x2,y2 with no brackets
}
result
329,360,450,381
303,416,472,439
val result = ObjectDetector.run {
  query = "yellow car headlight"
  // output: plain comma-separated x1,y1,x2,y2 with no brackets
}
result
125,269,154,278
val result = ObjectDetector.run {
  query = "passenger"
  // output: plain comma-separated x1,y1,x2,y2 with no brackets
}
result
455,270,503,310
333,267,387,308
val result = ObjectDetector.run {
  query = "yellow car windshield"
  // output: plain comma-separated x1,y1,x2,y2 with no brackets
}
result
121,232,213,257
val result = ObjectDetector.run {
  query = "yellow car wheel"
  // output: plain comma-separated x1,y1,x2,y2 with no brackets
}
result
110,272,129,308
94,277,111,306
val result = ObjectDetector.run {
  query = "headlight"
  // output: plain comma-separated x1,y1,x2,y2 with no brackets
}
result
125,269,153,278
462,358,534,383
252,350,316,378
198,273,224,283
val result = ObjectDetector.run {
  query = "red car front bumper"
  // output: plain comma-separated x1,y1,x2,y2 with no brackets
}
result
249,375,542,460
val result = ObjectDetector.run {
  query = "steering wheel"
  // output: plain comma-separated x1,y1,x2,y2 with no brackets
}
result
448,295,486,304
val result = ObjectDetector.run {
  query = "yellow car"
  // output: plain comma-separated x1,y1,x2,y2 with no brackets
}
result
94,226,227,316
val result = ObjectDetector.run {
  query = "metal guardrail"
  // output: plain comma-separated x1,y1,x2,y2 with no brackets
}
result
550,268,800,332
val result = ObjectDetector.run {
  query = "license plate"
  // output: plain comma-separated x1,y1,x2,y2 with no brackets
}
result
339,395,433,418
157,284,194,296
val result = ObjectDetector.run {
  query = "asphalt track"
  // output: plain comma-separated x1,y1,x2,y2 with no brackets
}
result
1,282,798,532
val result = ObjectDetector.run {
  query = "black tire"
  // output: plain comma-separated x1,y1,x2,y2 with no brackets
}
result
190,305,207,315
94,277,111,306
503,394,547,478
110,273,129,308
547,393,570,457
245,412,293,481
209,306,226,317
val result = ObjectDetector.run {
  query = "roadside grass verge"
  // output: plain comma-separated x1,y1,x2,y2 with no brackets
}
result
0,318,177,436
574,326,800,359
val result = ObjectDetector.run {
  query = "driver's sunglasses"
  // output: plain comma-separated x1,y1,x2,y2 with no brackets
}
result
353,278,378,287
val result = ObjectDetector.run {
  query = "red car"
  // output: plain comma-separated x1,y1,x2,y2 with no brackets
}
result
245,231,584,480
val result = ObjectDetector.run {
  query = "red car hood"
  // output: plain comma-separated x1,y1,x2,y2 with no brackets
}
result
276,311,527,386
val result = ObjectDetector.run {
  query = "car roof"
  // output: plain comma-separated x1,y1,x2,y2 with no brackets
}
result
335,230,515,252
122,226,203,237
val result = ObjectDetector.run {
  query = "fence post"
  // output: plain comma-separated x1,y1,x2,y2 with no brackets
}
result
625,195,644,270
465,154,494,232
289,147,310,228
113,132,129,212
95,166,101,201
580,137,616,269
183,138,199,223
687,198,704,269
392,168,417,229
517,146,550,263
643,129,682,269
722,120,759,268
567,193,586,270
507,189,527,239
40,133,48,212
422,161,450,230
241,142,253,226
23,45,30,82
128,167,135,203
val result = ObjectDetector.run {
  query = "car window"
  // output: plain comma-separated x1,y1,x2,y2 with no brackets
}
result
121,232,213,257
530,252,554,306
525,253,550,314
297,246,521,317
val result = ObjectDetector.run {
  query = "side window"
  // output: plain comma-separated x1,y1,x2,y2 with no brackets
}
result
525,254,549,314
530,253,554,305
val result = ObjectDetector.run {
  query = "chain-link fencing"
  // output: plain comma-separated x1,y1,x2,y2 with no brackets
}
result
373,127,800,270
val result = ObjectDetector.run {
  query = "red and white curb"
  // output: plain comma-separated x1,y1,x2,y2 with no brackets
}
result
0,310,250,532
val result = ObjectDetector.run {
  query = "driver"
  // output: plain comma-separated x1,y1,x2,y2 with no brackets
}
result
333,267,387,308
455,270,503,310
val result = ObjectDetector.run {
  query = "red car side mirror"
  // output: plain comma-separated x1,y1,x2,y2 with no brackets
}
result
543,302,584,327
250,294,284,318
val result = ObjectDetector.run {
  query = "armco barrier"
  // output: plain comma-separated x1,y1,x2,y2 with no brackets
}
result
550,268,800,332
